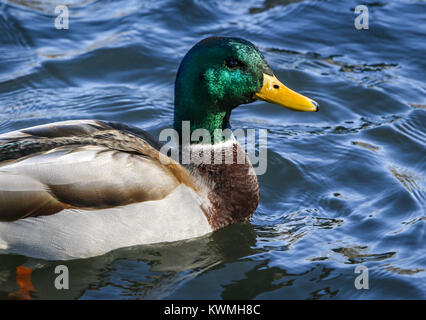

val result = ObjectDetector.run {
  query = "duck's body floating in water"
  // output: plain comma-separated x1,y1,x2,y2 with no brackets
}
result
0,37,318,260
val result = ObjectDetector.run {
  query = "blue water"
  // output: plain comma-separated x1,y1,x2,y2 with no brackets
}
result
0,0,425,299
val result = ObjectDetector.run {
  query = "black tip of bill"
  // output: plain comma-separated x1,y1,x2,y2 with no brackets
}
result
312,100,320,112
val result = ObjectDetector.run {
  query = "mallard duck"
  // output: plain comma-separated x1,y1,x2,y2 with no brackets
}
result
0,37,318,260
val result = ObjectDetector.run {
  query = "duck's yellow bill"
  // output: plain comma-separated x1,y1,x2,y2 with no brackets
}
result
254,73,319,112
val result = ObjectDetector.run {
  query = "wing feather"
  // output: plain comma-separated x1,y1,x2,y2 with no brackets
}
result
0,120,195,221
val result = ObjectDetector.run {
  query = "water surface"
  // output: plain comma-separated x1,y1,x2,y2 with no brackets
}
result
0,0,425,299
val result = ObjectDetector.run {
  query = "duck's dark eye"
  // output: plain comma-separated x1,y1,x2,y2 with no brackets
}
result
225,59,240,69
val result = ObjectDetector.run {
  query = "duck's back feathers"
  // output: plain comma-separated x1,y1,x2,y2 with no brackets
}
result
0,120,195,221
0,120,163,162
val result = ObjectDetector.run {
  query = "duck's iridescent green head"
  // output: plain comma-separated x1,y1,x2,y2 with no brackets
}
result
174,37,318,143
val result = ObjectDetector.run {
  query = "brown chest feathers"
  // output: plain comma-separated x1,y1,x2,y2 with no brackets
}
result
189,141,260,230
